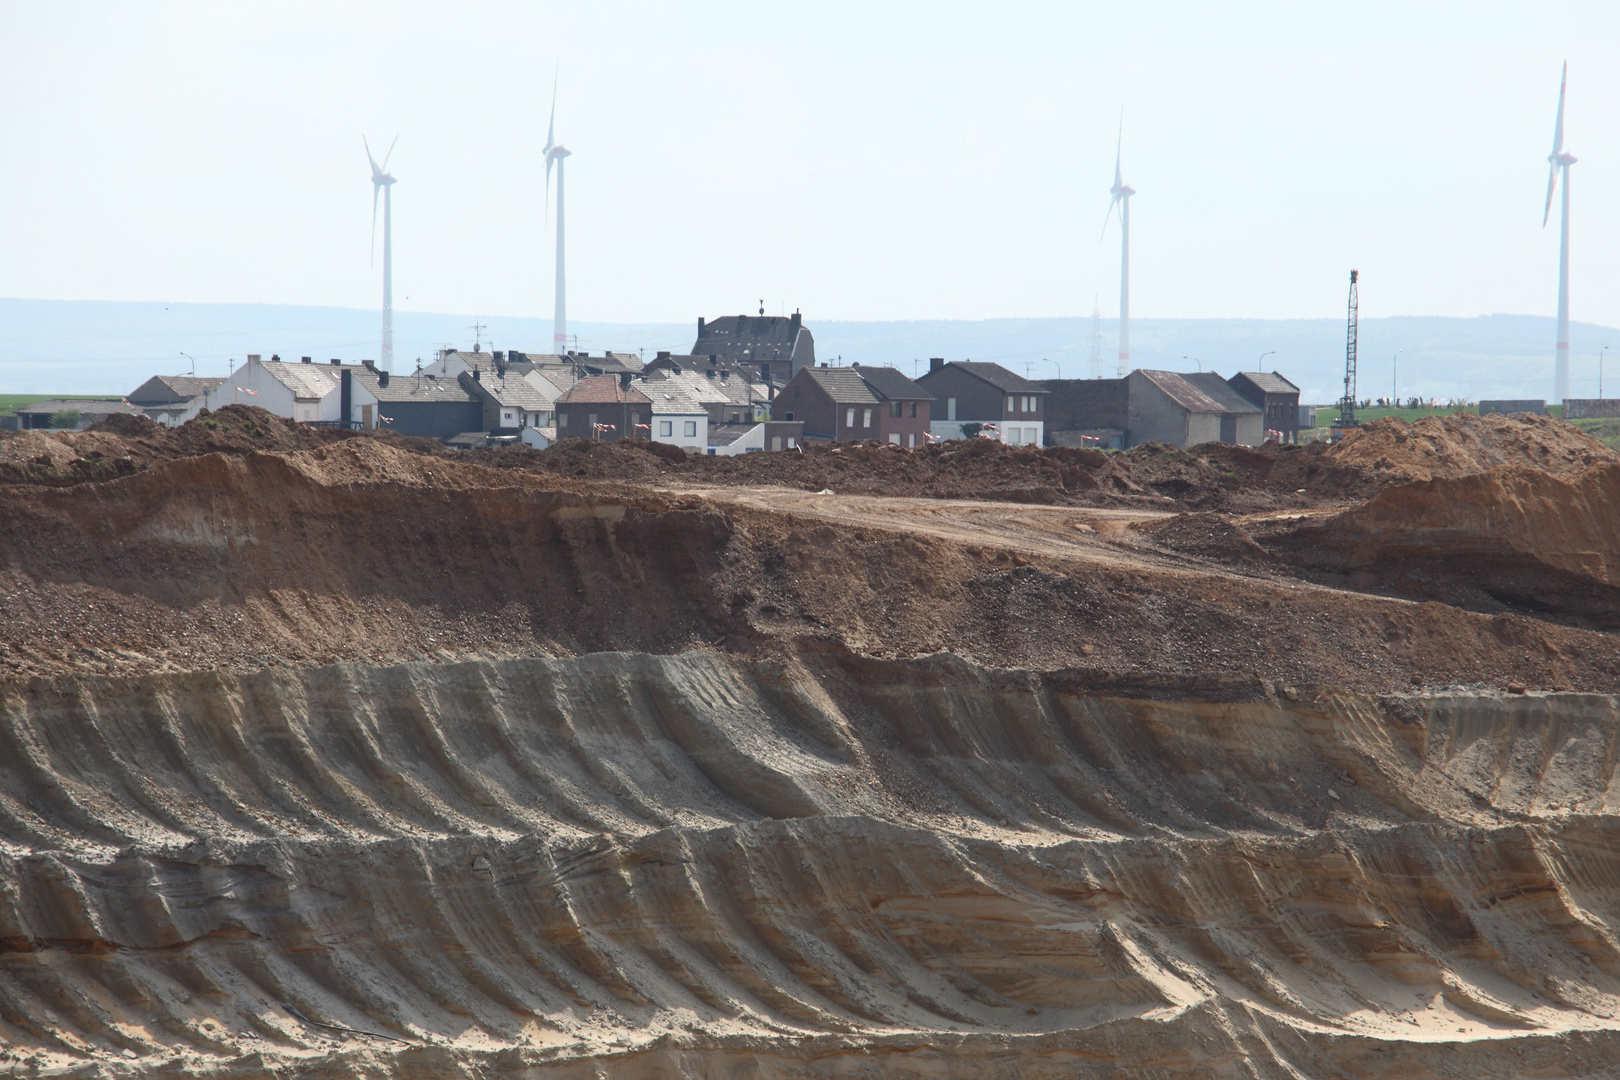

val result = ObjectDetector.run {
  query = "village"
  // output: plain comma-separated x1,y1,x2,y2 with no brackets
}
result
6,310,1319,454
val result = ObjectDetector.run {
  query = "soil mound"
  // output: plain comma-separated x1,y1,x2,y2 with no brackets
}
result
1278,461,1620,626
1325,411,1614,483
2,653,1618,1079
0,406,450,486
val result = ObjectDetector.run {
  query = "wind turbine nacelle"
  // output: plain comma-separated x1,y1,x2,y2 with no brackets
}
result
549,146,572,159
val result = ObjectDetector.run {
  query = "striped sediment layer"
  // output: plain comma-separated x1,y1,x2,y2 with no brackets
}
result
2,651,1619,1078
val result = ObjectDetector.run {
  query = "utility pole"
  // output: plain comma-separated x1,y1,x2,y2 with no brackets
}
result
1393,349,1401,406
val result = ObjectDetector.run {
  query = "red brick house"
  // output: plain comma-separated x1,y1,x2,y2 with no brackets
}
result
771,364,933,446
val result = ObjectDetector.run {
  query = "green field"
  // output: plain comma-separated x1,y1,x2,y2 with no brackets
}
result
1569,417,1620,451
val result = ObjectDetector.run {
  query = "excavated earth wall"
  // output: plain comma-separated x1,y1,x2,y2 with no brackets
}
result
3,653,1620,1080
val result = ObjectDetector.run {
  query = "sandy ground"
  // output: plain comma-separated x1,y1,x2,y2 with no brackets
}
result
3,654,1620,1080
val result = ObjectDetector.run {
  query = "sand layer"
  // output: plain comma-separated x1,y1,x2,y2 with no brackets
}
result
3,652,1620,1078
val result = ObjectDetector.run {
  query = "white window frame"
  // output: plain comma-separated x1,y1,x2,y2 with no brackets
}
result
846,408,855,428
683,420,697,437
658,420,672,437
862,408,872,428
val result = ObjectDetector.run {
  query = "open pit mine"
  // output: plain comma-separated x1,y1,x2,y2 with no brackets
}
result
2,408,1619,1080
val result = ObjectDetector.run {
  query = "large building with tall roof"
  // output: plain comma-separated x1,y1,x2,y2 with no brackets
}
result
692,312,814,384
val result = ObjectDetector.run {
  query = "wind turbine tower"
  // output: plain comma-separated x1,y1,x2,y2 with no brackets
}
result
545,77,573,354
1543,62,1576,404
366,137,398,373
1104,120,1135,378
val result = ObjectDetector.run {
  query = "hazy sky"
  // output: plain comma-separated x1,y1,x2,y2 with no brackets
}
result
2,1,1617,328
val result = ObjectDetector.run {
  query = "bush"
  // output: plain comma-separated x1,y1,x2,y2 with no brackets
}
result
48,409,81,429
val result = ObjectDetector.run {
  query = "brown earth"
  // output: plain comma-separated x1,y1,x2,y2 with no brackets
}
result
2,407,1619,1079
12,407,1609,517
1270,461,1620,629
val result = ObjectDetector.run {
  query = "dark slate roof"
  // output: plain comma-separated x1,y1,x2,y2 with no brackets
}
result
803,367,880,404
571,352,644,376
928,361,1048,395
554,374,653,405
854,365,934,401
352,368,479,404
1184,372,1263,413
126,375,225,405
1230,371,1301,395
695,315,801,349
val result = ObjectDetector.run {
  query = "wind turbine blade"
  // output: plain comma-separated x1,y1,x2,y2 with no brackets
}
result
1543,162,1558,228
382,133,398,172
545,67,558,154
364,136,381,178
1100,194,1120,241
1551,61,1567,156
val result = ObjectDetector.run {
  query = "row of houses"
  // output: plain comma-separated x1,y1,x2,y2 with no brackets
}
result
8,309,1306,452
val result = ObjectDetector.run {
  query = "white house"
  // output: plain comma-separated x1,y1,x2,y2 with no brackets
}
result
643,379,708,452
206,357,343,423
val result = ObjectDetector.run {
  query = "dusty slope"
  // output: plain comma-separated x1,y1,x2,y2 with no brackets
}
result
1273,462,1620,627
3,652,1620,1080
2,439,1617,691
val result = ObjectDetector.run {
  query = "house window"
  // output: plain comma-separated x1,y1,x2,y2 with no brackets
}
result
684,420,697,437
846,408,855,427
784,411,794,420
889,401,902,417
588,412,597,428
947,397,956,420
771,436,782,450
1022,396,1031,413
1007,396,1015,414
787,437,796,448
658,420,673,437
910,401,917,417
560,413,568,428
888,433,900,445
862,408,872,427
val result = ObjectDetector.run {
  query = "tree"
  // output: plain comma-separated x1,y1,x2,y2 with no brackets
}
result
48,409,81,429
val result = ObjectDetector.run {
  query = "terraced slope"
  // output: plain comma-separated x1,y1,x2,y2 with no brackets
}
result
3,653,1619,1079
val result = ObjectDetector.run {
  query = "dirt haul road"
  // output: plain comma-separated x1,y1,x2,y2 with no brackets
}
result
1,414,1619,1080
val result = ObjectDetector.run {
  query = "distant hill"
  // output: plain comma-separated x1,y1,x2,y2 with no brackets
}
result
1,298,1612,404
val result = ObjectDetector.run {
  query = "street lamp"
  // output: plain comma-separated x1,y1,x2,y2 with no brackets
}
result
1602,345,1610,399
1183,355,1201,372
1048,358,1062,379
179,351,196,376
1257,350,1275,373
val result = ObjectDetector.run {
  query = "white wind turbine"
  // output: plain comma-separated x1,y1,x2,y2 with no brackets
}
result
1543,62,1576,403
1102,116,1135,378
366,136,398,373
544,75,572,354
